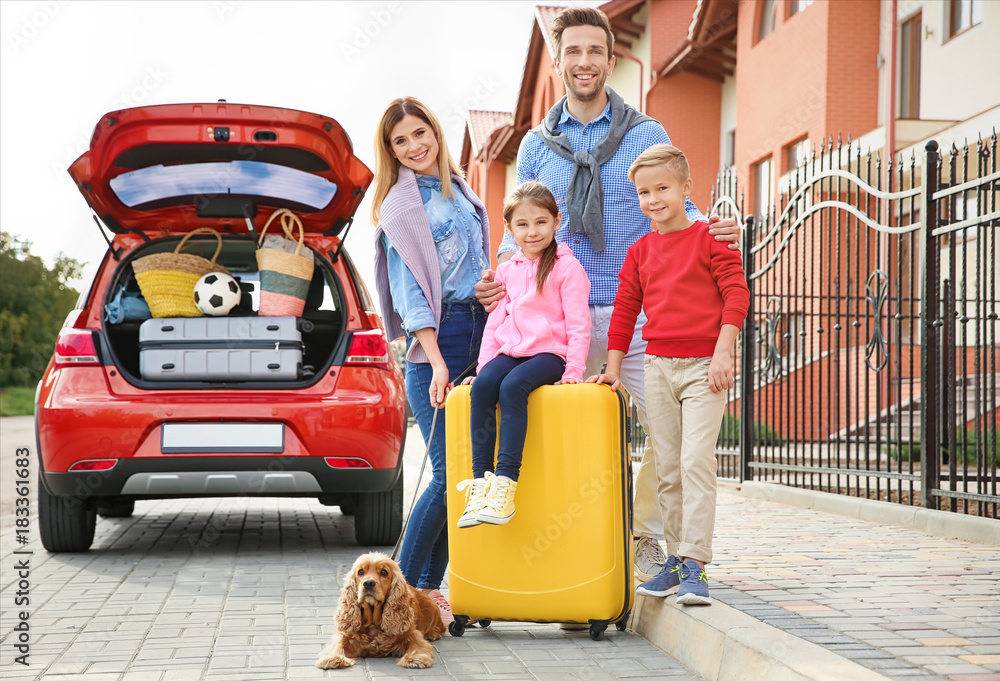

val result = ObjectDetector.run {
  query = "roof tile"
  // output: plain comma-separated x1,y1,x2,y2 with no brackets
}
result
467,110,513,158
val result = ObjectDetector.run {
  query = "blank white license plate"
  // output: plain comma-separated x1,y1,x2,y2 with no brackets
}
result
161,423,284,453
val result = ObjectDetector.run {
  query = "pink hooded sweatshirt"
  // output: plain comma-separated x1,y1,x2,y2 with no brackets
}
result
477,244,592,382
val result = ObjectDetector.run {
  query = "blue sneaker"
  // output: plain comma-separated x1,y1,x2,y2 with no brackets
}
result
676,559,712,605
635,555,682,597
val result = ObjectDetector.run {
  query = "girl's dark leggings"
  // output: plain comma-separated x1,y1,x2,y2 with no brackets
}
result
469,352,565,481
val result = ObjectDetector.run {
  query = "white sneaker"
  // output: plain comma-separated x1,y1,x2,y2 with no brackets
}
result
634,536,666,581
456,474,491,528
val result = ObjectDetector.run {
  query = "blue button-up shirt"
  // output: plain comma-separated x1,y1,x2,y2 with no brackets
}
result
502,99,705,305
382,174,488,333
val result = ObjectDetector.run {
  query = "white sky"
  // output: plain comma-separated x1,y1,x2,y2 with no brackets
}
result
0,0,597,309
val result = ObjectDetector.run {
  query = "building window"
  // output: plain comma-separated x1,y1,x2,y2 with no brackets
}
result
791,0,814,16
758,0,778,41
786,137,811,172
754,156,774,216
722,129,736,169
950,0,983,37
784,138,812,214
900,13,921,119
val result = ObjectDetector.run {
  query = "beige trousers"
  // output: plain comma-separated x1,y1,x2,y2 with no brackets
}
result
644,355,726,564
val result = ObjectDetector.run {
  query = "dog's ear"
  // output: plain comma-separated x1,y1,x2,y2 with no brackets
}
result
335,562,363,633
381,563,413,636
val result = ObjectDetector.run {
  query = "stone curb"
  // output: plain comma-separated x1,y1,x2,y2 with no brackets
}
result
631,594,889,681
736,480,1000,545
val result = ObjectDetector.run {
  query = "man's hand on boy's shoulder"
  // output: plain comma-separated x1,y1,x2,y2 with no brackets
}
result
707,214,741,251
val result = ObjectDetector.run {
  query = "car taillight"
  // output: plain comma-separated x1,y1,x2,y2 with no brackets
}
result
68,459,117,472
324,457,372,469
53,328,99,368
345,330,391,369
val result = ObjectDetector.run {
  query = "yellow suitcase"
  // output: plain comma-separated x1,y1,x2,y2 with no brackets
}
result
445,383,633,640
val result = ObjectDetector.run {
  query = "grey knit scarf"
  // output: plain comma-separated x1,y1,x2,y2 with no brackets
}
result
531,87,654,253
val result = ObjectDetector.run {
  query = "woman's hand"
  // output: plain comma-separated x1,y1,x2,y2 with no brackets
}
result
460,376,475,386
554,377,580,385
413,328,451,408
429,362,451,408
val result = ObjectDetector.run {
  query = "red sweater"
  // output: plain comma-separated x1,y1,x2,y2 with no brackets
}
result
608,221,749,358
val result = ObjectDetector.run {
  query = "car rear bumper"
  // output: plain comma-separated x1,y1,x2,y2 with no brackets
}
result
40,453,403,499
35,365,407,478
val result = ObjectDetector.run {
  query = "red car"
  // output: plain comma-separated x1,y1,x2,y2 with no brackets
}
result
35,103,406,552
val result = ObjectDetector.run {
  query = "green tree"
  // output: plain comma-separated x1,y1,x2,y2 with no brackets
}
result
0,231,83,387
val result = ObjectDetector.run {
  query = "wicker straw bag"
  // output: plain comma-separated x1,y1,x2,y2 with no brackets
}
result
256,209,315,317
132,228,230,318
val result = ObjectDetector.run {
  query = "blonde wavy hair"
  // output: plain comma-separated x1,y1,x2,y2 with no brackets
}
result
370,97,463,225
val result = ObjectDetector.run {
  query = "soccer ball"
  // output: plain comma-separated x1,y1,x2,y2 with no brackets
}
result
193,272,241,316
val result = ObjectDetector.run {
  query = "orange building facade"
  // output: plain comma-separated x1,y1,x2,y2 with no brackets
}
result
464,0,998,226
460,0,999,444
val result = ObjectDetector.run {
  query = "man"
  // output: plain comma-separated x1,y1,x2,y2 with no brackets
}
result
475,7,741,584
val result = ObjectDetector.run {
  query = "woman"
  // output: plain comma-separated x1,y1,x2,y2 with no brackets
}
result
372,97,490,624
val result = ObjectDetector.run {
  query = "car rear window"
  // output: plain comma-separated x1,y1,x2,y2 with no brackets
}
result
109,161,339,212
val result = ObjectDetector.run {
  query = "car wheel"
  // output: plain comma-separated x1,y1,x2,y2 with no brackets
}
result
39,483,96,552
96,498,135,518
354,472,403,546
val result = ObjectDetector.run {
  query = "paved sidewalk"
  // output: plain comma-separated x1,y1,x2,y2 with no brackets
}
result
697,485,1000,681
0,418,698,681
0,497,700,681
3,409,999,681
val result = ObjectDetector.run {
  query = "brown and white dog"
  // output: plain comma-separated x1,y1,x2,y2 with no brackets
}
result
316,552,446,669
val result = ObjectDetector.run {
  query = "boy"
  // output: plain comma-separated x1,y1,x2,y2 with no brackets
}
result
588,144,749,604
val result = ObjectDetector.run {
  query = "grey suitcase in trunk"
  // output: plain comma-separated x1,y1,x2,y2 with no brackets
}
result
138,317,312,381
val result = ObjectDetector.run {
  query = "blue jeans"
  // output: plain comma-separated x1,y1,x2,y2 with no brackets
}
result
397,301,486,590
469,353,565,482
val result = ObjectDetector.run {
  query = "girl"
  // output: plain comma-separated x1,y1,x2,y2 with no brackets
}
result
372,97,491,624
457,181,591,527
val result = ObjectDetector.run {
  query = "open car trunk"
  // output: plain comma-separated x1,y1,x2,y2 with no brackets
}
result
102,233,345,388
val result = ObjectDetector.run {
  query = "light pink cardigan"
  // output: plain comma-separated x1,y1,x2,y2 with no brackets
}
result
373,166,490,363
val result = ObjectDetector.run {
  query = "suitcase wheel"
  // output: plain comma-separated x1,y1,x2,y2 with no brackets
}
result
615,618,628,632
589,622,607,641
477,619,491,628
449,615,471,637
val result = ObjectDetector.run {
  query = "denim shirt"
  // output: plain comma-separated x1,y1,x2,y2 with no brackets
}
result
382,174,488,334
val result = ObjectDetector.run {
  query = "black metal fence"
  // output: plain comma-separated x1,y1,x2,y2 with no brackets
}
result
712,132,998,517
